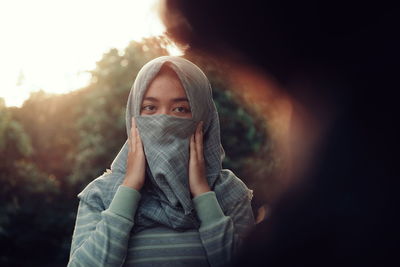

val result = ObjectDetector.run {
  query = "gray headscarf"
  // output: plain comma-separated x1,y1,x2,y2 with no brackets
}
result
107,56,250,231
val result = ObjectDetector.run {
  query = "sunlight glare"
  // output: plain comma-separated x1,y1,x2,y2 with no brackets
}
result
0,0,166,107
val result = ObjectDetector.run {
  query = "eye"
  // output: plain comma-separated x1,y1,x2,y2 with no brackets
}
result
173,106,191,113
141,105,156,111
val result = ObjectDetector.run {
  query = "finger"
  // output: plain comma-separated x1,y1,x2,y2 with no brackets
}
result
132,116,139,132
135,128,143,151
128,136,132,152
195,121,204,160
190,133,196,160
131,117,136,152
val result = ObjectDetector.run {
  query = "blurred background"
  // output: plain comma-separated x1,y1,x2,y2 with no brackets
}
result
0,1,278,266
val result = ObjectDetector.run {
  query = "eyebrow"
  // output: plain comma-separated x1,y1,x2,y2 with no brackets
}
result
142,97,189,102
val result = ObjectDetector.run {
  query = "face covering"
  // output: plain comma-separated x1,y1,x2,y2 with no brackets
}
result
107,56,249,231
136,114,197,214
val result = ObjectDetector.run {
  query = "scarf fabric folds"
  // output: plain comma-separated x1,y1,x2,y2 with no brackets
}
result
78,56,251,232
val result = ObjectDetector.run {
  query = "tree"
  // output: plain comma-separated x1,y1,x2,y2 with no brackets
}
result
0,97,65,266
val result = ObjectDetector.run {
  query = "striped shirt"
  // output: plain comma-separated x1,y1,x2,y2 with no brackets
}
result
68,185,254,266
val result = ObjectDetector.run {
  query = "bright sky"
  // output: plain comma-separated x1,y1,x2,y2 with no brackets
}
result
0,0,173,107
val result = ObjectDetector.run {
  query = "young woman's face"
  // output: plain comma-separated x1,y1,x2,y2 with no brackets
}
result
140,68,192,118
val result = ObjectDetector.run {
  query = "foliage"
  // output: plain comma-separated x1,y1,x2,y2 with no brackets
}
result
0,99,67,266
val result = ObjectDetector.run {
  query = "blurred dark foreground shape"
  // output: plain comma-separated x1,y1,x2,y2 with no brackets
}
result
161,0,399,266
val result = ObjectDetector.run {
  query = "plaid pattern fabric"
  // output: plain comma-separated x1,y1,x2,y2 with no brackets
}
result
136,115,197,213
80,56,251,231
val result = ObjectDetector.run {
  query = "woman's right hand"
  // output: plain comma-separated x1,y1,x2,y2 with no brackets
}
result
122,117,146,191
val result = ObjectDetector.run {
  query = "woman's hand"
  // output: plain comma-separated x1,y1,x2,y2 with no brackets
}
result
122,117,146,191
189,121,211,197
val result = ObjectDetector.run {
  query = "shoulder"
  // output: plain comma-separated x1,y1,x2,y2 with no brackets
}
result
77,170,125,210
214,169,253,211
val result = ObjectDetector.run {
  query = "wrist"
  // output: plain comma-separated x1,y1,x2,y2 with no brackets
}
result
122,177,143,191
191,183,211,198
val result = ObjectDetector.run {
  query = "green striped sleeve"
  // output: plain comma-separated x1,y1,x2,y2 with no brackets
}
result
68,185,140,266
193,191,225,226
109,185,141,221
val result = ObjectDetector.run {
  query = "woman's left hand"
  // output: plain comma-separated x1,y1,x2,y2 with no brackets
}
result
189,121,211,197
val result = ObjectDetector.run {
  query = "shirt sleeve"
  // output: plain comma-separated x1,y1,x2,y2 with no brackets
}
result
67,185,141,267
193,191,255,267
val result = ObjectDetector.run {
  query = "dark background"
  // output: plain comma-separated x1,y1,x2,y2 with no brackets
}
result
161,0,399,266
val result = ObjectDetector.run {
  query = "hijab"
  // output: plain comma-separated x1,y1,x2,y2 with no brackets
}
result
79,56,251,232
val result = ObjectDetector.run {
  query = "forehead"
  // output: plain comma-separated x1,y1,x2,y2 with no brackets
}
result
144,66,188,98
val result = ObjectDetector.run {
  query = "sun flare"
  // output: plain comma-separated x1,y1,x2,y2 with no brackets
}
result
0,0,176,107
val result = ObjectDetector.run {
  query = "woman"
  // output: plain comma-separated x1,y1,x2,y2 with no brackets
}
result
68,56,255,266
